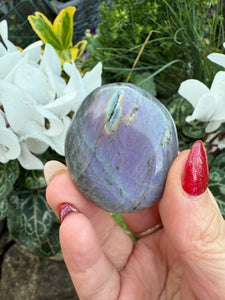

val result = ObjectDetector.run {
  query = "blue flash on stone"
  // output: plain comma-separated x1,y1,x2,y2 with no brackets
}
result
104,89,123,135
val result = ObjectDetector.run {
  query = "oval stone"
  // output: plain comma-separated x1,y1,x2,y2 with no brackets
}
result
65,83,178,213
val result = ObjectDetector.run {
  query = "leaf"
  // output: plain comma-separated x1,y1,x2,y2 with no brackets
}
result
132,72,156,96
0,160,20,199
28,12,62,50
217,199,225,219
28,7,86,65
207,152,215,168
210,150,225,172
74,40,88,59
0,197,8,221
167,96,193,129
183,120,207,139
177,132,194,151
52,6,76,49
37,149,65,165
208,167,225,218
59,48,78,64
39,222,60,256
19,169,46,189
59,40,87,64
111,213,135,242
7,187,60,256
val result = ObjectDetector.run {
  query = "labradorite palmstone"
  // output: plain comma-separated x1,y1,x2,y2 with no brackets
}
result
65,83,178,213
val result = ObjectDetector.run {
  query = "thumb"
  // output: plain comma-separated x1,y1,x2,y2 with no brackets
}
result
159,141,225,297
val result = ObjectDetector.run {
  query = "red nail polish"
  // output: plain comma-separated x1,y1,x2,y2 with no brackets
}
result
182,140,209,196
59,203,78,223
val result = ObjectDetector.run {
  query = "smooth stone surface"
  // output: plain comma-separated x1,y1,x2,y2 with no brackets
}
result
65,83,178,213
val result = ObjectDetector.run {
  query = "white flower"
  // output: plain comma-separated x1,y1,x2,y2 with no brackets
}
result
64,60,103,112
178,71,225,132
0,20,102,169
0,111,20,163
207,42,225,68
0,20,18,55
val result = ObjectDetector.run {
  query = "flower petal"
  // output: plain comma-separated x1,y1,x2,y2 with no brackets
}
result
178,79,210,107
212,99,225,121
5,53,28,82
50,116,71,155
0,110,6,126
63,61,88,109
0,43,7,57
14,63,55,105
0,51,22,80
26,138,49,154
210,71,225,99
35,105,64,136
0,20,8,43
207,53,225,68
83,62,102,95
18,141,44,170
40,44,66,96
0,80,43,136
19,120,66,156
0,127,21,163
0,20,17,53
44,91,77,117
41,43,61,75
22,40,43,63
186,94,215,123
206,121,222,133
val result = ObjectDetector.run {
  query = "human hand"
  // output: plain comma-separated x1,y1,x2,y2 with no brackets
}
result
44,141,225,300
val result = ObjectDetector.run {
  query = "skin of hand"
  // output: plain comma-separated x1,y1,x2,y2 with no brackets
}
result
44,143,225,300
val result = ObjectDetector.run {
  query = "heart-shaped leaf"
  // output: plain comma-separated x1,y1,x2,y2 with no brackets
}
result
7,187,60,256
0,160,19,199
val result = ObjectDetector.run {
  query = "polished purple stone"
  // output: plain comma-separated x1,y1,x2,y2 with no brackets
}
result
65,83,178,213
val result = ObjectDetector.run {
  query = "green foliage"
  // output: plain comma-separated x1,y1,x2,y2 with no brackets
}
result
132,72,156,96
208,165,225,218
0,160,20,199
19,170,46,189
84,0,224,98
183,120,207,139
0,160,20,221
112,213,135,242
7,187,60,256
0,197,8,221
0,151,64,257
28,6,87,64
167,96,193,129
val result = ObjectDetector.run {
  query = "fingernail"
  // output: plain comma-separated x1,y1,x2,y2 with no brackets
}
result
182,140,209,196
59,203,78,224
44,160,67,185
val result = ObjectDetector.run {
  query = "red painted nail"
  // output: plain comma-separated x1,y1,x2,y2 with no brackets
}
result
182,140,209,196
59,203,78,223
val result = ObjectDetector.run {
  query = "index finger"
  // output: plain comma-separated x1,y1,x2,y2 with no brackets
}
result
44,160,133,270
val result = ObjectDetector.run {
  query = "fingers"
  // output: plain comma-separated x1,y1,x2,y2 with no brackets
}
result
122,200,161,234
44,161,133,271
60,208,120,299
159,141,225,298
159,143,224,253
